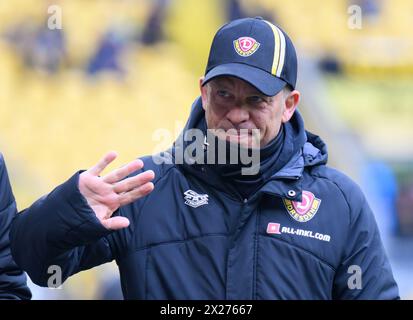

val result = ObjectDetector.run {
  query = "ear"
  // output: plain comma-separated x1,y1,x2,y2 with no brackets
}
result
199,76,208,111
281,90,300,123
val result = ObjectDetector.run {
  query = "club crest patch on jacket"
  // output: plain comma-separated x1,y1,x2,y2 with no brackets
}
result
283,190,321,222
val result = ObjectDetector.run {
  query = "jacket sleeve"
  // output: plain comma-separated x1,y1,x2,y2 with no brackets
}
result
332,185,399,299
10,172,115,287
0,155,31,299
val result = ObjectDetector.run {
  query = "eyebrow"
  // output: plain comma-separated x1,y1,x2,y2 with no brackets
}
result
209,78,270,98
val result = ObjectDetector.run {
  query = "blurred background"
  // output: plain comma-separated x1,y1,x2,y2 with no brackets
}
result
0,0,412,299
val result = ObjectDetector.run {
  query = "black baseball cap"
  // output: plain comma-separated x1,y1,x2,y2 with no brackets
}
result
202,17,297,96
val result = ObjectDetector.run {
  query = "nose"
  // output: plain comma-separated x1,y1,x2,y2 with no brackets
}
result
226,105,250,126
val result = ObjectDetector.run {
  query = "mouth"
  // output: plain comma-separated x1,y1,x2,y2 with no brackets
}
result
223,129,261,146
207,128,261,147
225,131,250,141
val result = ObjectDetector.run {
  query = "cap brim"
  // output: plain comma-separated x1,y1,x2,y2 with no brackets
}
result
202,63,286,96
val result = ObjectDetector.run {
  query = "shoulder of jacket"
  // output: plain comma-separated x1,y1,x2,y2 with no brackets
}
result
0,153,15,214
0,153,4,172
308,165,366,216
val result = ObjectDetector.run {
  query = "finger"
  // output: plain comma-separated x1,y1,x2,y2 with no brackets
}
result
88,151,118,176
118,182,154,207
102,159,144,184
112,170,155,194
101,216,130,230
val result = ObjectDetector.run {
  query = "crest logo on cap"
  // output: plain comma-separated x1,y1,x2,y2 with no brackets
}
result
283,191,321,223
233,37,260,57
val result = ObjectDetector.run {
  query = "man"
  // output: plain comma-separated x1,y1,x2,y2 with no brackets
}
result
10,17,398,299
0,154,31,299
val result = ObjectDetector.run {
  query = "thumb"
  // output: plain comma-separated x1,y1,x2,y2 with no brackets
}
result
101,216,130,230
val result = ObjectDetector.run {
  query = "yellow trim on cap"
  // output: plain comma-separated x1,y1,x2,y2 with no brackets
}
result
264,20,286,77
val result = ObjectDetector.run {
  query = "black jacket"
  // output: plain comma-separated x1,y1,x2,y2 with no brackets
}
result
10,99,399,299
0,154,31,299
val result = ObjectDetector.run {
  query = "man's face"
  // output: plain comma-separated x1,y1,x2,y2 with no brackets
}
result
200,76,298,149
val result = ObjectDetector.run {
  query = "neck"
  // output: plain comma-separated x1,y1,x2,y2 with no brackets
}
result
202,122,285,198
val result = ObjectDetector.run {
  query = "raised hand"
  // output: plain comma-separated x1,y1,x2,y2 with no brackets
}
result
78,151,155,230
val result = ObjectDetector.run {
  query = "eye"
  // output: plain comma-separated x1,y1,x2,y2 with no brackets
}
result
247,95,265,104
217,90,231,98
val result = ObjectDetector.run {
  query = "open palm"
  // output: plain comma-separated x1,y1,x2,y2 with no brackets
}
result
79,151,155,230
